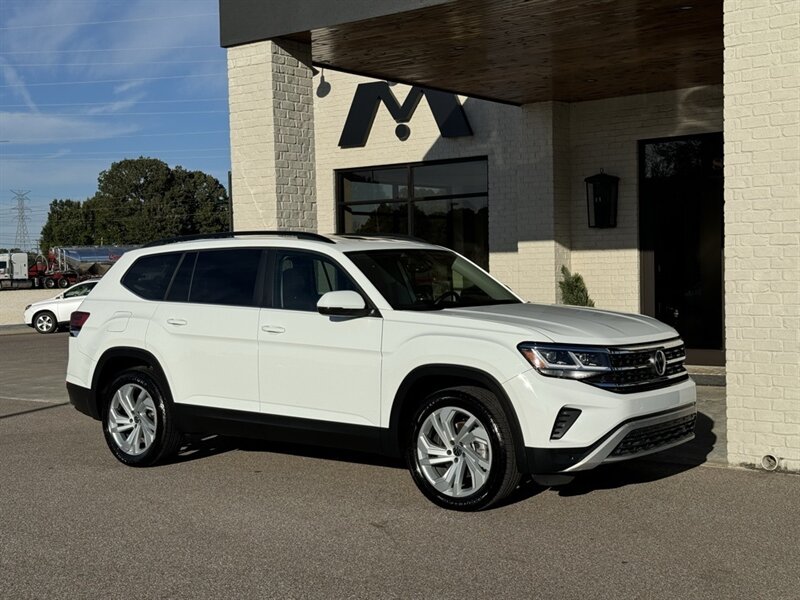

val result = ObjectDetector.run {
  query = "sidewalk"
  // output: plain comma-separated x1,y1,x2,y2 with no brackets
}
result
652,385,727,466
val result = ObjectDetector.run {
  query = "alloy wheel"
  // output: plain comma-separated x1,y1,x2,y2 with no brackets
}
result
107,383,158,456
416,406,493,498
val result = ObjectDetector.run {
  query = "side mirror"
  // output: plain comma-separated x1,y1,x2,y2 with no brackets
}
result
317,290,371,317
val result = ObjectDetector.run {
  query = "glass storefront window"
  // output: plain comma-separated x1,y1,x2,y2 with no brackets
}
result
341,167,408,202
337,158,489,268
341,202,409,236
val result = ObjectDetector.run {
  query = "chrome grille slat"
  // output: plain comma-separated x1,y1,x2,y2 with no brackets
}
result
583,339,687,394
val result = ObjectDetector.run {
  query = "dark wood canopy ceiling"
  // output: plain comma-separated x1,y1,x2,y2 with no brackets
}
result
299,0,722,105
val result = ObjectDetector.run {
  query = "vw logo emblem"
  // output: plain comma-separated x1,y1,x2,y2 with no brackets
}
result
651,350,667,377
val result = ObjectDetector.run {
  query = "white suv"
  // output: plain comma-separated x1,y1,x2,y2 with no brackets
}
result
66,232,696,510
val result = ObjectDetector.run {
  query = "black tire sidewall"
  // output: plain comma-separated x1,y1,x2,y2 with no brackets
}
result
406,390,511,511
101,368,173,467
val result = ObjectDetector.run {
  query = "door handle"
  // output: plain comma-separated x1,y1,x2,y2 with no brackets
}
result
261,325,285,334
167,318,188,326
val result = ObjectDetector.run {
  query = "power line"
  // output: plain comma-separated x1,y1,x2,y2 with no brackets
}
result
10,60,225,67
0,98,227,108
1,155,230,162
0,72,225,87
3,147,229,157
2,110,228,116
0,13,217,31
10,129,228,143
0,44,219,55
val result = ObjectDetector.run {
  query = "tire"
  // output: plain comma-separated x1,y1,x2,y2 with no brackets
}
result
33,311,57,334
101,367,182,467
58,277,69,288
44,278,56,289
406,386,521,511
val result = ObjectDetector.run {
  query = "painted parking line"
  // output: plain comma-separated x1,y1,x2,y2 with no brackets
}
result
0,395,64,404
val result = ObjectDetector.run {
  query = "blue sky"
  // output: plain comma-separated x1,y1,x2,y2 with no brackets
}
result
0,0,229,249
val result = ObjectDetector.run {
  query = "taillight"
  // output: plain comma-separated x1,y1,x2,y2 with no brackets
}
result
70,311,90,336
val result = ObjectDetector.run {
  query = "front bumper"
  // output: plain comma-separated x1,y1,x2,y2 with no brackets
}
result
525,403,696,473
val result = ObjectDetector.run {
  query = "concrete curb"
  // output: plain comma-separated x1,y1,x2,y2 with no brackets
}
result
0,324,33,336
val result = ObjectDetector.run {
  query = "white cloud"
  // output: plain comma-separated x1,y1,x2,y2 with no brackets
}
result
112,80,146,95
0,58,38,111
90,94,144,112
0,111,138,144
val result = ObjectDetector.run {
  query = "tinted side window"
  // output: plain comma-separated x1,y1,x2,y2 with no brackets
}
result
122,253,181,300
165,252,197,303
189,249,261,307
274,251,357,312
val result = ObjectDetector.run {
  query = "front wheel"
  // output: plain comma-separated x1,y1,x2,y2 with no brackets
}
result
406,386,520,511
102,367,182,467
58,277,69,288
33,311,57,334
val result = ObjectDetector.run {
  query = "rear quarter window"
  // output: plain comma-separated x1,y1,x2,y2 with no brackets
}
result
121,253,181,300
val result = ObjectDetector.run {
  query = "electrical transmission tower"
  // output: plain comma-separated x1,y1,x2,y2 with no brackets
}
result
11,190,32,251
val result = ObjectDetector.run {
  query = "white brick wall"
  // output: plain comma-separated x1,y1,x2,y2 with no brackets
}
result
227,40,316,231
723,0,799,471
569,87,724,312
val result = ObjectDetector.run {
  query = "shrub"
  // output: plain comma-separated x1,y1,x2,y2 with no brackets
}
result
559,265,595,307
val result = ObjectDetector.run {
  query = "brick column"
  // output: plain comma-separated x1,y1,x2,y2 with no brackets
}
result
724,0,799,471
514,102,572,304
227,40,317,231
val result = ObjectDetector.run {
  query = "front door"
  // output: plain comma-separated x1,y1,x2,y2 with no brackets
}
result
639,132,724,365
257,249,383,427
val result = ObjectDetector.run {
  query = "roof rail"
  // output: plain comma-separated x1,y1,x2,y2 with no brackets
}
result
142,230,335,248
336,233,428,243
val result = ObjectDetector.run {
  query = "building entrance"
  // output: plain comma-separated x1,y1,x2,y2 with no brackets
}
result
640,132,724,365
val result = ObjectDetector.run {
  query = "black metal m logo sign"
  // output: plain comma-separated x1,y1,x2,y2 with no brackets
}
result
338,82,472,148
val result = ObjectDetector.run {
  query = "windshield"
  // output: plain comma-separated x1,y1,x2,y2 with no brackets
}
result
347,249,520,310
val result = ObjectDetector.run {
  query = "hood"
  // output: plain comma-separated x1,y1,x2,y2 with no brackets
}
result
443,303,678,346
29,294,63,309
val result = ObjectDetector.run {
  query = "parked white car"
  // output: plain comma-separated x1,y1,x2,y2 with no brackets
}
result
24,279,99,334
66,232,696,510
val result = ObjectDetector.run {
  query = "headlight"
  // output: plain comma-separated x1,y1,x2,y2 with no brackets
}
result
519,343,612,380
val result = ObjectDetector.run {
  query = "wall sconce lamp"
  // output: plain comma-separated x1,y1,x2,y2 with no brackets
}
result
585,170,619,228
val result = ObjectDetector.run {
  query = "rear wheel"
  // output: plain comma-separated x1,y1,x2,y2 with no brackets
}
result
58,277,69,288
33,311,57,334
102,367,182,467
406,386,520,511
44,278,56,289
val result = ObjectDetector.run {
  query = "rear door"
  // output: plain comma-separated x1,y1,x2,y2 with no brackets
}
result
149,248,265,412
257,249,382,427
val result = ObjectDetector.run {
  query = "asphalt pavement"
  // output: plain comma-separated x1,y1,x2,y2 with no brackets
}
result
1,330,798,599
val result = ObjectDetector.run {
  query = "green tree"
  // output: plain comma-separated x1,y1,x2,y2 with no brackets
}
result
39,199,91,251
40,157,230,248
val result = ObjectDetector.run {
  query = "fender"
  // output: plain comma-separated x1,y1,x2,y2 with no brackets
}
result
384,364,529,472
89,346,173,419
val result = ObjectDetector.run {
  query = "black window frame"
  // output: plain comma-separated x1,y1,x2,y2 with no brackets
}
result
335,156,489,263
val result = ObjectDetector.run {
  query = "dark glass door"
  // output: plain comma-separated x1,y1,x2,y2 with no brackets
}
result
639,133,724,365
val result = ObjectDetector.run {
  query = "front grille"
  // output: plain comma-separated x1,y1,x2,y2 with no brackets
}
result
584,338,688,394
610,413,696,457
